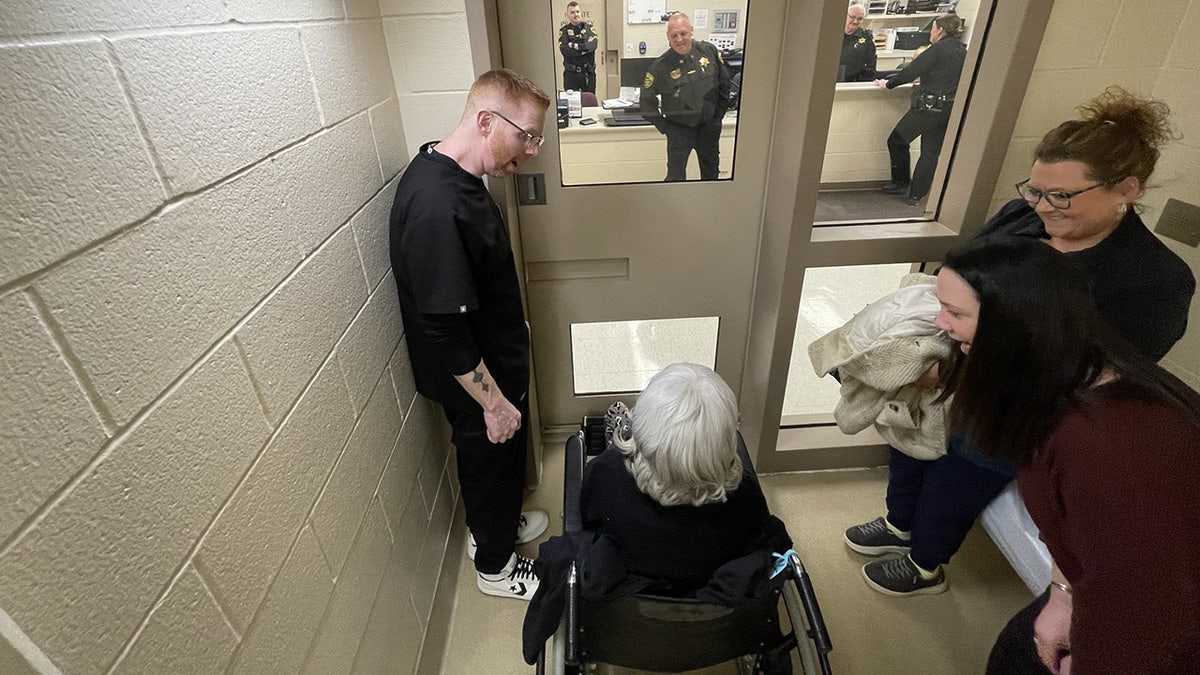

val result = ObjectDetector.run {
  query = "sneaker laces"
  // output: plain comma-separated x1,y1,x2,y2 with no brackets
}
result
879,556,918,581
859,518,888,537
510,555,538,581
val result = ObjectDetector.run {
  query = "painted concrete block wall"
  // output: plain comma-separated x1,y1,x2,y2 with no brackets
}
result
0,1,462,673
380,0,478,157
986,0,1200,389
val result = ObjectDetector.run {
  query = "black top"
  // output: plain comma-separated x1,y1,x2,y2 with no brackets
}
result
839,28,877,82
885,36,966,96
388,142,530,409
979,199,1195,361
580,445,778,593
639,40,732,129
559,21,598,72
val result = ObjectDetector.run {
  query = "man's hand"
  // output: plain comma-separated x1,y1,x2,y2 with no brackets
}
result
483,397,523,444
874,78,889,89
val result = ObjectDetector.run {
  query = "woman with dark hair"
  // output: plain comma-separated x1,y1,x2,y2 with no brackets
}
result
874,13,968,204
844,86,1195,597
932,236,1200,674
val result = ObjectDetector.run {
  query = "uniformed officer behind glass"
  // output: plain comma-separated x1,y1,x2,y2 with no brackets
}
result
639,12,732,182
559,1,598,94
839,2,876,82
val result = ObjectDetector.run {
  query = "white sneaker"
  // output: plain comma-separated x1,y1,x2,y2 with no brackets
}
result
467,510,550,560
477,553,539,600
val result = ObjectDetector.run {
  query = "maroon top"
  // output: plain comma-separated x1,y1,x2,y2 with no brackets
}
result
1019,381,1200,673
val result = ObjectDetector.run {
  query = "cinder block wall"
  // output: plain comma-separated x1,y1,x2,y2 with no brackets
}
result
0,1,467,673
986,0,1200,389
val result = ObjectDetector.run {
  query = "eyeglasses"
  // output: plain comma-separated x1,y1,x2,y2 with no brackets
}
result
490,110,545,149
1015,179,1108,209
846,13,865,24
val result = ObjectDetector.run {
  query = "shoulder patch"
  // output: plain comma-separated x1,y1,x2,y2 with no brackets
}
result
643,72,654,88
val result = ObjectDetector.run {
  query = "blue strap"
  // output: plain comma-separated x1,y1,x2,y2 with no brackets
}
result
770,549,798,579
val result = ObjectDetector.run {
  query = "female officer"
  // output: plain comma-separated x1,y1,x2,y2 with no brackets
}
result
932,237,1200,674
874,13,967,204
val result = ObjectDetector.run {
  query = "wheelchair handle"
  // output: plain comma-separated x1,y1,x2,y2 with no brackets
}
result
789,553,833,655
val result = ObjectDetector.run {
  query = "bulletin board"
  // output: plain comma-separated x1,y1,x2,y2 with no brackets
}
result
628,0,667,24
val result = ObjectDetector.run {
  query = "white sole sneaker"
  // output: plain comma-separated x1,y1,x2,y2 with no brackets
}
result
468,510,550,560
477,553,539,601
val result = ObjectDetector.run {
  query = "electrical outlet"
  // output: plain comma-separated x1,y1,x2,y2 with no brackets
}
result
1155,198,1200,248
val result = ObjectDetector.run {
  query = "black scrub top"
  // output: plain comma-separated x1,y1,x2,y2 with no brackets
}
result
389,142,530,409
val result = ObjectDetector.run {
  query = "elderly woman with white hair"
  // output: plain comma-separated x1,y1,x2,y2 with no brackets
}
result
580,362,790,594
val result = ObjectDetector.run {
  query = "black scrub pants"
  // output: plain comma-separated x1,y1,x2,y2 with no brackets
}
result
441,394,529,574
886,107,951,200
663,119,722,182
563,69,595,94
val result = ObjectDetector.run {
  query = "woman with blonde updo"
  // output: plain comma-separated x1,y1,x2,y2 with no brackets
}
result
979,85,1193,359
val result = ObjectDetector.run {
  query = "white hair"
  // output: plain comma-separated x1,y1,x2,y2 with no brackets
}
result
613,363,742,506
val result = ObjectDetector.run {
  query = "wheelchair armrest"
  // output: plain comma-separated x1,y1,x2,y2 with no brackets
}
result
782,551,834,673
563,432,585,533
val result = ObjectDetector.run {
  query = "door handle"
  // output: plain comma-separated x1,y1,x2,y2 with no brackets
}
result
517,173,547,205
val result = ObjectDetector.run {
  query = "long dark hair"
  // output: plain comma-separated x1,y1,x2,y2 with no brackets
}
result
941,236,1200,464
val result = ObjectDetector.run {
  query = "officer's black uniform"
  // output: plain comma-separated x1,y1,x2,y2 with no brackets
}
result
639,40,732,181
559,21,598,94
839,27,877,82
881,35,966,201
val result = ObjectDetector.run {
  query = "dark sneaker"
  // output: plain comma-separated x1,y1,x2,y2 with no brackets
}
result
861,555,947,596
844,517,911,555
880,181,909,194
477,553,539,600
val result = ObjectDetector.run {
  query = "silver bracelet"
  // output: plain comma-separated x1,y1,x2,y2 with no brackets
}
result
1049,580,1072,595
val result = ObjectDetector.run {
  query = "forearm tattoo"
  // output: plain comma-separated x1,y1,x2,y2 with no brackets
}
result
472,370,490,393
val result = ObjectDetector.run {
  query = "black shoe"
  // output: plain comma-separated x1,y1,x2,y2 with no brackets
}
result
880,181,909,194
861,555,947,596
904,195,923,206
844,516,911,555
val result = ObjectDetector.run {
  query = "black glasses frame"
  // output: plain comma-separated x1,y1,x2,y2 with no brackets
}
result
489,110,545,148
1015,179,1108,209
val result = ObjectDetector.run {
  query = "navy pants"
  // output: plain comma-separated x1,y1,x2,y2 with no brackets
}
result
442,394,529,574
663,119,722,181
885,438,1015,570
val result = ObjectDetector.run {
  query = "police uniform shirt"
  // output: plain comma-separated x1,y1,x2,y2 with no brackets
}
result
640,40,730,128
559,21,598,71
884,36,966,96
839,27,877,82
389,142,529,409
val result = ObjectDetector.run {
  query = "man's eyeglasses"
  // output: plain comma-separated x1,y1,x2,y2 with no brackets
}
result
846,14,865,24
490,110,545,149
1015,179,1108,209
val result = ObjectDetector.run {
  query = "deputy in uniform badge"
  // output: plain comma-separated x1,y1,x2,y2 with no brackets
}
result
558,1,598,94
839,2,877,82
638,12,732,181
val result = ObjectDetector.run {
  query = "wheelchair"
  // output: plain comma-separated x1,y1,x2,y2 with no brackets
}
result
535,418,833,674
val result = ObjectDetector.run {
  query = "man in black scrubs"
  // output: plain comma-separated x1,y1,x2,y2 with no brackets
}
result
640,12,732,181
389,69,551,600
